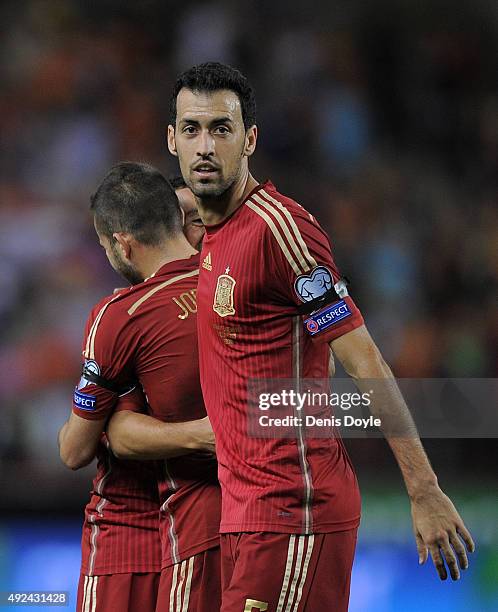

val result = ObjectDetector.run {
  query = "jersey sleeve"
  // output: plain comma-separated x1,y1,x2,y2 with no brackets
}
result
114,387,148,414
264,204,364,344
73,296,141,421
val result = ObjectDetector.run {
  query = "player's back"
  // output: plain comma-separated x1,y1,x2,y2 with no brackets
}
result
84,253,220,567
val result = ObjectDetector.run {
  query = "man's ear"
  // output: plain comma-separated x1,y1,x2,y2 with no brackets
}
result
113,232,133,261
244,125,258,157
167,125,178,157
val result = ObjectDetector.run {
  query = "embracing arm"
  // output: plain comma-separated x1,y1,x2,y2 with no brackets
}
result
58,412,107,470
330,324,475,580
106,411,215,460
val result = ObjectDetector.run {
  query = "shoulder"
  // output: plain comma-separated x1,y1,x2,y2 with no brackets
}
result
86,293,118,330
82,291,132,361
244,182,331,271
244,182,324,238
86,288,132,327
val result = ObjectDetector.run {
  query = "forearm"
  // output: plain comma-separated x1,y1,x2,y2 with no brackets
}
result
331,329,437,497
58,422,67,449
58,417,100,470
107,411,213,460
354,369,437,496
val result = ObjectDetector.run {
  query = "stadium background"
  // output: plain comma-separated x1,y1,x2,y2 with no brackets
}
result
0,0,496,610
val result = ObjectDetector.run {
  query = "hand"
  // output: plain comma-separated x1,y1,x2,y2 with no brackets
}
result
411,486,475,580
191,416,216,454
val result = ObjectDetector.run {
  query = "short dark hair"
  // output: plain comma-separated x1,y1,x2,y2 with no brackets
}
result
170,62,256,130
169,175,187,190
91,162,182,245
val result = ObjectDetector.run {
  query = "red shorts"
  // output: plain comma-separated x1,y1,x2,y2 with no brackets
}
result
155,546,221,612
76,572,160,612
220,530,357,612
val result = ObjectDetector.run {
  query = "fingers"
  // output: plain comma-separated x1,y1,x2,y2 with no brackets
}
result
438,536,460,581
428,528,474,581
457,524,475,554
428,543,448,580
449,532,468,571
415,533,428,565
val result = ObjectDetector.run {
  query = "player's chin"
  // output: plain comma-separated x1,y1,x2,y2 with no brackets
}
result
191,179,224,198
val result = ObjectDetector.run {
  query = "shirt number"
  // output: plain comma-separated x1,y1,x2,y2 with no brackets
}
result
244,599,269,611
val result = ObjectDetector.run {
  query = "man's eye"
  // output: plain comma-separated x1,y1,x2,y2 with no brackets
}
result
183,126,197,134
214,126,229,135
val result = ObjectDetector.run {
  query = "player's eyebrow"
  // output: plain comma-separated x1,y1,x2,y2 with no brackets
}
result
179,116,233,127
210,117,233,125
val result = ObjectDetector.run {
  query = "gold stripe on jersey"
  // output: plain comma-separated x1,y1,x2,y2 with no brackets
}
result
246,201,303,276
127,269,199,316
85,298,115,359
252,193,311,274
260,189,318,270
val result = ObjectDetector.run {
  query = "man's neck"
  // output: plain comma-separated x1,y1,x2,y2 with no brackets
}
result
139,239,197,280
197,170,259,226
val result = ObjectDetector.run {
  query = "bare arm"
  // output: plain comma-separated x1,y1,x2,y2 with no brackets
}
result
106,411,215,460
330,324,475,580
58,412,107,470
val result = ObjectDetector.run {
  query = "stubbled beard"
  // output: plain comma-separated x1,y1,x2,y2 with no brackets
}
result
189,157,244,200
117,262,143,285
190,178,232,199
110,244,144,285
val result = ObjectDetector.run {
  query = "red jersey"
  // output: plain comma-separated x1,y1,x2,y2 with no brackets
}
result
80,437,162,575
74,254,220,569
197,181,363,535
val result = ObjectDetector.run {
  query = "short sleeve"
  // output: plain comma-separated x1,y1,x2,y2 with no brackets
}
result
73,296,140,421
264,203,364,344
114,387,148,414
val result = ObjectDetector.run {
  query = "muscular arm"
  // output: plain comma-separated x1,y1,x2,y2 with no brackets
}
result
107,411,215,460
330,324,475,580
58,413,107,470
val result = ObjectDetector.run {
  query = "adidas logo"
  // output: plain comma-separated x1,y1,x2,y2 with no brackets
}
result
202,252,212,271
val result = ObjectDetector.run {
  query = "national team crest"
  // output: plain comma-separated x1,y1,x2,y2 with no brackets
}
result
213,268,236,317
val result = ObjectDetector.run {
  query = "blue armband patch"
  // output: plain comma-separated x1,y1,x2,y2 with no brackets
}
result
304,299,352,336
73,389,97,411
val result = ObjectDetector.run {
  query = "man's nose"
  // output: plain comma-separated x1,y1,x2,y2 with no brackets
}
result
197,130,215,157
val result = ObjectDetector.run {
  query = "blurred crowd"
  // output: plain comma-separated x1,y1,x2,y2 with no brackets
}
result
0,0,496,508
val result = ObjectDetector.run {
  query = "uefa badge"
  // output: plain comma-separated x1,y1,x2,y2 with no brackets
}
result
213,268,236,317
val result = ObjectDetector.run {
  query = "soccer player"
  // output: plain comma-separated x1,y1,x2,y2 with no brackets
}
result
167,63,475,611
58,163,221,612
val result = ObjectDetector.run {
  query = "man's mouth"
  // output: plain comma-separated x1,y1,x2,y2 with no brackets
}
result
193,164,219,177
